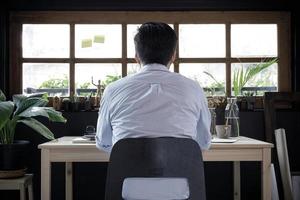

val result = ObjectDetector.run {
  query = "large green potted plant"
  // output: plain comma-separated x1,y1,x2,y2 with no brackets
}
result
0,89,66,178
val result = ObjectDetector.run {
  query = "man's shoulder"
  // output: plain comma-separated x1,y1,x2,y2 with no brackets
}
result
170,72,202,90
104,74,136,93
106,71,203,95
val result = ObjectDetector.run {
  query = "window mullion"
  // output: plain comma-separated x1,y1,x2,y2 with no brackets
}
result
278,18,291,91
122,23,127,77
226,22,231,97
22,58,71,63
70,23,75,96
178,58,227,63
174,23,179,73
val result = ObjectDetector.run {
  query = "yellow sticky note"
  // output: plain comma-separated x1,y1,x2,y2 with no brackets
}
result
94,35,105,43
81,39,93,48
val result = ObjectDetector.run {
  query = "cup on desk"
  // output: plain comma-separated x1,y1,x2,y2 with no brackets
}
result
216,125,231,139
85,125,96,134
83,125,96,140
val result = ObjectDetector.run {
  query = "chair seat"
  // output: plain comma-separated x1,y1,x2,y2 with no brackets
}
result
122,177,189,200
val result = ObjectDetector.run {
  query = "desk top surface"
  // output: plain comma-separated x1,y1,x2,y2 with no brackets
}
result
38,136,273,150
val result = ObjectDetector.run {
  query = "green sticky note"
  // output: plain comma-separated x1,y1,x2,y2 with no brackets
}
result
81,39,93,48
94,35,105,43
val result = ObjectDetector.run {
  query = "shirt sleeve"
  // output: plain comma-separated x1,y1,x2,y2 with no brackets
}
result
96,87,113,153
195,88,212,150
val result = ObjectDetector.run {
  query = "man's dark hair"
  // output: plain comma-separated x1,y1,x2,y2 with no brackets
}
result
134,22,177,66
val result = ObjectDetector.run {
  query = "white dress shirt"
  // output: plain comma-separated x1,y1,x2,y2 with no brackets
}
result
96,63,211,152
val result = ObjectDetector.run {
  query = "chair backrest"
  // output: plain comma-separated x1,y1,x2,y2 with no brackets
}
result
264,92,300,144
274,128,293,200
105,137,206,200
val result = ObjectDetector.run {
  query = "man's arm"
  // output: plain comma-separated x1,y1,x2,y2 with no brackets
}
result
195,89,212,150
96,87,113,153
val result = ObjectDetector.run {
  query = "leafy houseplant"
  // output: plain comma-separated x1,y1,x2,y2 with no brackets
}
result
70,93,80,112
203,71,225,96
232,58,278,97
0,89,66,177
203,58,278,98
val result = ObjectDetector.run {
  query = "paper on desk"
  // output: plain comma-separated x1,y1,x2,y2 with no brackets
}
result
72,137,96,144
211,137,238,143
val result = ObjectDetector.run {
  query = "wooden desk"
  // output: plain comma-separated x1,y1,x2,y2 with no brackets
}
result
38,136,273,200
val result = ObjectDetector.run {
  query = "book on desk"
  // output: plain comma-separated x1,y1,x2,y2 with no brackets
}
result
72,136,96,144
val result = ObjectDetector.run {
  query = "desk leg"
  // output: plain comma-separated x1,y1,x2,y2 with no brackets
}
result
41,149,51,200
262,148,271,200
233,161,241,200
66,162,73,200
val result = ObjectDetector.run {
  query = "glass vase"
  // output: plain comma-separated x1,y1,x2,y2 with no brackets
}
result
225,97,240,137
209,108,217,136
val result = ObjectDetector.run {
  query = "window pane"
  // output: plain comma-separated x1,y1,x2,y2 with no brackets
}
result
127,24,174,58
179,24,226,58
127,63,141,75
23,63,69,96
231,24,277,57
23,24,70,58
127,24,140,58
75,63,122,96
75,25,122,58
127,63,174,76
231,62,278,96
179,63,226,96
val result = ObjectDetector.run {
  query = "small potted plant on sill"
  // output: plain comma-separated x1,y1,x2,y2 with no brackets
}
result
207,96,227,123
70,92,80,112
0,89,66,178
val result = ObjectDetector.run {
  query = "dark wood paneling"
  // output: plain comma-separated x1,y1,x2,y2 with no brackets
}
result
0,9,8,93
6,0,291,11
294,12,300,91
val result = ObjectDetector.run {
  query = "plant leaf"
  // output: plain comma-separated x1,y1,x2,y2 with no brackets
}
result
239,67,244,95
45,108,67,123
233,68,240,97
19,107,66,123
12,94,27,107
14,97,48,116
18,118,55,140
28,92,48,99
243,58,277,85
203,71,224,88
0,89,6,101
232,58,277,96
0,101,14,131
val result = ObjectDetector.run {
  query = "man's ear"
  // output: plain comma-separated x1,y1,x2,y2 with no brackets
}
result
171,52,176,63
135,53,141,65
168,51,176,67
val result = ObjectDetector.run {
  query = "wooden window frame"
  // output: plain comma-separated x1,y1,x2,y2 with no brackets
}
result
9,11,291,97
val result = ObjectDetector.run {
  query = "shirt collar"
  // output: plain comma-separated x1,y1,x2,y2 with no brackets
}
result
140,63,170,73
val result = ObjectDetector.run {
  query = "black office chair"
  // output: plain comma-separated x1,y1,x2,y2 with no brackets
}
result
105,137,206,200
